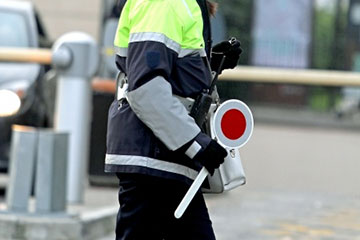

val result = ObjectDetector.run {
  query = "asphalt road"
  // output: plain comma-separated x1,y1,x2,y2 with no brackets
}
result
96,122,360,240
2,113,359,239
206,123,360,240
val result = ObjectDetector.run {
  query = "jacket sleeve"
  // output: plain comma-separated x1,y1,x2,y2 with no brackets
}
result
125,1,210,154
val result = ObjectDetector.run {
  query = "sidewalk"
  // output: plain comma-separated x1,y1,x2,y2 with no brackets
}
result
0,185,119,240
251,104,360,130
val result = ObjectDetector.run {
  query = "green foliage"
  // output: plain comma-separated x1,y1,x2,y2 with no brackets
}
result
218,0,253,65
219,0,348,70
311,2,348,110
312,9,335,69
312,2,348,70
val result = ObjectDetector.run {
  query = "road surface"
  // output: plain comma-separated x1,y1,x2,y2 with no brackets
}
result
208,123,360,240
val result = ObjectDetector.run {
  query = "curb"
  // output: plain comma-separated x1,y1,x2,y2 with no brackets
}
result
0,207,117,240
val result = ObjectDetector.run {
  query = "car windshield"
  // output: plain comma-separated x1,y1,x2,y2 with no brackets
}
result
0,11,30,47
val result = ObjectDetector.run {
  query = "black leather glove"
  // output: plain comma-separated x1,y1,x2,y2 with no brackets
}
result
210,37,242,74
194,140,227,176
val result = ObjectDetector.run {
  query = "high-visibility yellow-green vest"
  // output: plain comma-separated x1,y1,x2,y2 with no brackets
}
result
106,0,213,183
114,0,206,58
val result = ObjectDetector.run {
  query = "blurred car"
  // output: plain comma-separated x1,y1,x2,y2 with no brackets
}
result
0,0,51,171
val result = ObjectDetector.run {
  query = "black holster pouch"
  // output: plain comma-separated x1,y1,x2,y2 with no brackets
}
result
189,92,213,127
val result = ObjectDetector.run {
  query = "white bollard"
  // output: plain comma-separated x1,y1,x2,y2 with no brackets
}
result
6,126,38,212
52,32,99,204
35,130,68,213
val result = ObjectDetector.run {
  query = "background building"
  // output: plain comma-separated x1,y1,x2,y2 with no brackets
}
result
30,0,102,41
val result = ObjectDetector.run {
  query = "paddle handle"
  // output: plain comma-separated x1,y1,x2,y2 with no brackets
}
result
174,167,209,219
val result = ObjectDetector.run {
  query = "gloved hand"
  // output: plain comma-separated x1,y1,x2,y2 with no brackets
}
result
210,37,242,74
194,140,227,175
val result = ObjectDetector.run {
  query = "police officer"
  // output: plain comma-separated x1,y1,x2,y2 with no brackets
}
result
105,0,240,239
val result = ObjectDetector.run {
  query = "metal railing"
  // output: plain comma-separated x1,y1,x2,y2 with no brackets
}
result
2,48,359,87
0,47,116,93
220,66,360,87
0,47,52,64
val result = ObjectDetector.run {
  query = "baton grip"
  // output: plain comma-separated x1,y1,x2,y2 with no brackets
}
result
174,167,209,219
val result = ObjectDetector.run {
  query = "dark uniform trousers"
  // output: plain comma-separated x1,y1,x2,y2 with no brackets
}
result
115,173,216,240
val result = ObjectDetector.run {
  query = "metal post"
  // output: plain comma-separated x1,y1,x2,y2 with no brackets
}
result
6,126,38,212
52,32,99,204
35,130,68,213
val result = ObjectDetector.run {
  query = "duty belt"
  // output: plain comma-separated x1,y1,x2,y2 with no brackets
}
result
116,72,128,108
116,72,195,113
174,95,195,113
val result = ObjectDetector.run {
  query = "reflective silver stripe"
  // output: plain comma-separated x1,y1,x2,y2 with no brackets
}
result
178,48,207,58
114,46,128,57
122,33,206,58
129,32,181,54
127,76,200,150
105,154,198,180
185,141,201,159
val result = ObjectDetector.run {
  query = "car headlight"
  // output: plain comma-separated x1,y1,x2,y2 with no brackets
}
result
0,89,21,117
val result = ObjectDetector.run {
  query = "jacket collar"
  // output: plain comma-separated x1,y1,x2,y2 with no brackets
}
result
196,0,212,58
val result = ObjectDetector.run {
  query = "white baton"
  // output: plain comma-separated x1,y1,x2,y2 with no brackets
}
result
174,167,209,219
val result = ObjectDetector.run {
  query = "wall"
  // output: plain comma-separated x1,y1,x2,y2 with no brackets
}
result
30,0,102,41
